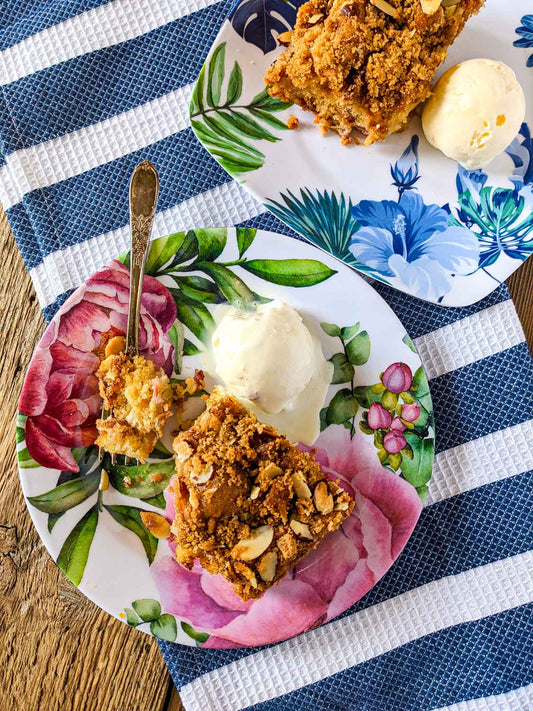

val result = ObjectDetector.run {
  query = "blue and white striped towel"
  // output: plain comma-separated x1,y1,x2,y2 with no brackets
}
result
1,2,532,710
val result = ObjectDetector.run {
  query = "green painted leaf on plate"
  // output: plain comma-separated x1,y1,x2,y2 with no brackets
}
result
48,512,64,533
17,447,41,468
172,275,221,303
28,470,100,514
181,621,209,644
402,333,417,353
226,61,243,105
329,353,354,384
345,330,370,366
198,263,256,308
57,506,99,586
108,459,175,498
236,227,256,258
193,228,227,262
183,339,202,357
190,63,205,115
141,492,167,510
145,232,188,275
16,426,25,444
151,614,178,642
325,389,359,425
341,324,360,341
125,607,141,627
320,322,341,338
206,43,225,107
242,259,336,287
132,598,161,622
167,320,184,374
400,434,434,492
104,505,158,565
248,107,288,131
250,88,290,112
353,385,382,408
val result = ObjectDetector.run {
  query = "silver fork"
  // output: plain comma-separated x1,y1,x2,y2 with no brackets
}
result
98,161,160,465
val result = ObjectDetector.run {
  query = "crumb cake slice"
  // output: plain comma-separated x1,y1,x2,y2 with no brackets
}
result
171,389,354,601
265,0,484,145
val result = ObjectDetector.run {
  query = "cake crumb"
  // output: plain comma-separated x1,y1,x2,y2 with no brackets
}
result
287,115,299,130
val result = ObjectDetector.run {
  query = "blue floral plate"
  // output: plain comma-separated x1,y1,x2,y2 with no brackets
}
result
190,1,533,306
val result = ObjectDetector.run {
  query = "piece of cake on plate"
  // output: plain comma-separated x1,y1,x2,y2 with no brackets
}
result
171,388,354,601
265,0,485,145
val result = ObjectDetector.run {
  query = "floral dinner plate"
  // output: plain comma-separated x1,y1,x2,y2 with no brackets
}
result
191,1,533,306
17,228,434,648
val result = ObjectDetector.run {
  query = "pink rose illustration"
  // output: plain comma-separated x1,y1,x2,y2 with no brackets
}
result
19,260,176,472
152,427,422,648
381,362,413,393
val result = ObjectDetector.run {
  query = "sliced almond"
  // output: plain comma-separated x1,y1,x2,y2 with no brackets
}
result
140,511,171,539
258,550,278,582
314,481,334,514
277,30,292,45
173,439,193,463
292,473,312,500
307,12,323,24
420,0,442,13
250,485,260,500
190,464,213,485
262,462,283,479
335,500,350,511
290,519,313,540
232,525,274,561
370,0,399,19
104,335,126,357
149,472,164,483
233,561,258,588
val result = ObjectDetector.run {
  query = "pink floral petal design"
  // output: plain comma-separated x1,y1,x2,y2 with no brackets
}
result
294,529,361,602
151,557,242,628
57,301,111,351
199,579,328,647
54,399,90,428
19,346,53,416
49,342,99,374
200,573,253,613
326,559,376,621
25,418,78,471
45,372,75,410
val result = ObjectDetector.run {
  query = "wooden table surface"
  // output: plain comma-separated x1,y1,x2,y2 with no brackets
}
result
1,206,531,711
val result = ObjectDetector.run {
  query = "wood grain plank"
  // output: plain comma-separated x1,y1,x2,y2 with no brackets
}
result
0,204,531,711
0,210,174,711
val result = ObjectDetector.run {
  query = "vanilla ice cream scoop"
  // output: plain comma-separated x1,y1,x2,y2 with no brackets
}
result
422,59,526,170
212,300,316,414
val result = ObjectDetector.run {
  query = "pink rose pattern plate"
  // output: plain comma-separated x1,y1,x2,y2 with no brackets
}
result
17,229,433,647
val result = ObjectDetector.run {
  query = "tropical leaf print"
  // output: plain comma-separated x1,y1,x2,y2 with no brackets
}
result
123,599,181,642
231,0,305,53
190,43,290,176
514,15,533,67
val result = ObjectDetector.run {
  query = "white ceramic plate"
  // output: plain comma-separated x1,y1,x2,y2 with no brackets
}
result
191,1,533,306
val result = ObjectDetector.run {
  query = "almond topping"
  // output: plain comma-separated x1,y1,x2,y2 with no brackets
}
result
190,464,213,485
335,500,350,511
314,481,334,514
370,0,399,19
149,472,164,483
258,551,278,582
290,519,313,540
174,439,193,463
232,525,274,561
104,335,126,357
292,473,312,500
140,511,171,539
307,12,323,24
262,462,283,479
250,485,260,500
420,0,442,13
233,561,258,588
277,30,292,46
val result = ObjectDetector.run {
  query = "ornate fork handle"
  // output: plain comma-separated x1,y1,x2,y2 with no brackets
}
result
126,161,159,356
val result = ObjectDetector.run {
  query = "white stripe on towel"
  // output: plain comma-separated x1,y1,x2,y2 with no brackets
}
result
0,84,195,209
414,300,525,380
179,551,533,711
433,683,533,711
427,419,533,506
30,181,263,307
0,0,220,87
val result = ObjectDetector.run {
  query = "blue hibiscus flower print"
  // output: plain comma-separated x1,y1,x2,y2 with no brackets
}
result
514,15,533,67
349,192,479,301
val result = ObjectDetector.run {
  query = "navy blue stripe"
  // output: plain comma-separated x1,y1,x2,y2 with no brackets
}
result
159,469,533,685
43,289,75,323
0,0,231,153
0,0,111,51
10,129,229,269
432,343,533,453
245,605,533,711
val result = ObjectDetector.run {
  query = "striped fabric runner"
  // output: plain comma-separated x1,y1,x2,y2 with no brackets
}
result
1,2,532,710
